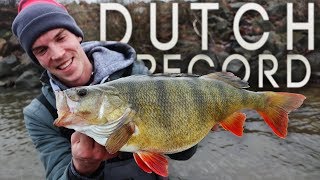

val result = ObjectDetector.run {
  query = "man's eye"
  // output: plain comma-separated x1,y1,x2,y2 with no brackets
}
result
34,48,47,56
57,36,66,42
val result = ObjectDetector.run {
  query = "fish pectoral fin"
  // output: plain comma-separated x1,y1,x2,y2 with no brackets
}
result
133,151,168,177
220,112,246,137
105,122,135,154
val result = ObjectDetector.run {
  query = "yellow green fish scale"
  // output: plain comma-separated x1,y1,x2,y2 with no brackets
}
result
107,75,265,153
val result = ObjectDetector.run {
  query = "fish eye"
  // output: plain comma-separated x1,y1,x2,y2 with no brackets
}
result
77,89,88,97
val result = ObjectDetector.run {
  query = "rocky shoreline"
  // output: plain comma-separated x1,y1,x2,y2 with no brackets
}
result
1,1,319,90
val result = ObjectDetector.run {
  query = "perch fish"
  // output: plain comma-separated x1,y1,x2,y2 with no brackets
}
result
53,72,306,177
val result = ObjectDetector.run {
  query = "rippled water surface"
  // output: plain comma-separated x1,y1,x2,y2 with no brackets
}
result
0,86,319,180
170,85,320,180
0,88,44,179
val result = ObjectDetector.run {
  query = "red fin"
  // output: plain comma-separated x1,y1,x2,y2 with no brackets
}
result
133,153,152,174
211,124,219,131
257,92,305,138
220,112,246,136
135,151,168,177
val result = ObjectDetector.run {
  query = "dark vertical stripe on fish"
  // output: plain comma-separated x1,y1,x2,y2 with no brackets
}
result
155,79,172,129
214,80,227,116
240,89,249,108
126,81,139,110
188,79,207,128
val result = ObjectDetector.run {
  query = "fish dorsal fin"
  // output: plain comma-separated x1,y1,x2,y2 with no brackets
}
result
133,151,168,177
152,73,200,78
201,72,249,88
105,121,135,154
220,111,246,137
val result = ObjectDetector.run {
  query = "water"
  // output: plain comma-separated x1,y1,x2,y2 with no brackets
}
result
0,86,319,180
169,85,320,180
0,88,44,180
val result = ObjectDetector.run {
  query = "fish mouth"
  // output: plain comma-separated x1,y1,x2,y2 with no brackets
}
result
66,95,79,113
54,106,133,127
53,116,66,127
53,113,83,127
53,113,71,127
54,90,81,127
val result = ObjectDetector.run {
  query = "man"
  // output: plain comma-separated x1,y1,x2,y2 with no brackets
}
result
12,0,197,179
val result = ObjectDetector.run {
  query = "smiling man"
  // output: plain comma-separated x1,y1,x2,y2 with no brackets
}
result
12,0,197,179
32,28,93,87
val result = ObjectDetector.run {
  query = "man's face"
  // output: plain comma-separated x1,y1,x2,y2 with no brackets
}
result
32,28,92,87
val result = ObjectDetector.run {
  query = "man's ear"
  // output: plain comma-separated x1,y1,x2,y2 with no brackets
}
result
77,36,82,42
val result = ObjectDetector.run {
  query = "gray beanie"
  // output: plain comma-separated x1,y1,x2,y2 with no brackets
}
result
12,0,84,65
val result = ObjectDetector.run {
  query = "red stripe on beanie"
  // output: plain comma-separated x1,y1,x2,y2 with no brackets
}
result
18,0,66,12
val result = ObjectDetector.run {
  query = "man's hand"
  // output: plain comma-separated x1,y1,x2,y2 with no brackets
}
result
71,132,118,175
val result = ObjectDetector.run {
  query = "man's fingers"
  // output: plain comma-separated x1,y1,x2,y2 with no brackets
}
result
71,131,81,144
79,132,95,148
103,151,119,160
71,131,119,161
92,141,117,160
72,132,94,148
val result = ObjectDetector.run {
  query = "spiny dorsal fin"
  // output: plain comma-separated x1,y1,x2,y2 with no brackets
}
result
151,73,200,78
201,72,249,88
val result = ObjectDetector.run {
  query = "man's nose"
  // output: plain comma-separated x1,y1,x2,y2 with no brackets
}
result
50,44,65,60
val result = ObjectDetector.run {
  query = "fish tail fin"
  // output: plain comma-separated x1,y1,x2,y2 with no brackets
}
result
133,152,168,177
257,92,305,138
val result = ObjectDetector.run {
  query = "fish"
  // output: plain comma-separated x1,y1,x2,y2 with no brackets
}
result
53,72,306,177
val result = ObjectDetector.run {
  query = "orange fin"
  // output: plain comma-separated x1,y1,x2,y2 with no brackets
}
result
133,153,152,174
220,112,246,136
134,151,168,177
211,124,219,131
105,122,135,154
257,92,305,138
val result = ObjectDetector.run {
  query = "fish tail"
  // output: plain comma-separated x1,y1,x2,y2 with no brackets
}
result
257,92,305,138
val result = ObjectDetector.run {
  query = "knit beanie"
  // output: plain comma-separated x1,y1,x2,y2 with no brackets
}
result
12,0,84,65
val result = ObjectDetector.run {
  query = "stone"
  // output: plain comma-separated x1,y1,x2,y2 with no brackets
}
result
0,38,6,55
8,35,20,47
19,53,32,65
15,70,41,89
0,54,18,78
